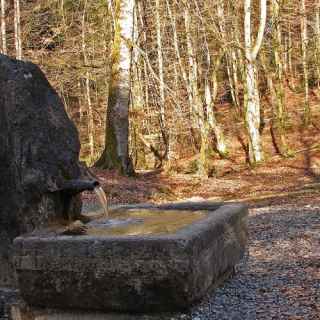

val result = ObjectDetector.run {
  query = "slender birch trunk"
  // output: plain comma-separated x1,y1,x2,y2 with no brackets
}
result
231,3,246,117
131,1,146,167
300,0,310,125
155,0,170,162
184,5,211,175
96,0,134,175
244,0,267,164
0,0,6,54
315,1,320,88
217,1,240,111
193,0,228,158
166,0,191,106
155,0,165,129
271,0,289,156
230,50,241,110
136,1,150,122
205,61,228,158
14,0,22,60
60,0,66,28
283,36,288,75
287,21,296,90
78,81,83,122
82,0,95,161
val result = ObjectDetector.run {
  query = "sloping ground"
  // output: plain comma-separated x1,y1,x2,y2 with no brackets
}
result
85,170,320,319
85,144,320,206
83,152,320,319
1,166,319,319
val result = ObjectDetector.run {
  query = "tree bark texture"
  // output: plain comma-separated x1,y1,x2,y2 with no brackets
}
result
244,0,267,164
96,0,134,176
0,0,6,54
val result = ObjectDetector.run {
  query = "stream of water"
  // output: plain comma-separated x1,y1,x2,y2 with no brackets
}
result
94,186,109,218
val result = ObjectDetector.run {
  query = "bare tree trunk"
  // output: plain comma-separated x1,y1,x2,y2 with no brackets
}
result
205,65,228,158
315,0,320,88
217,1,240,111
166,1,192,109
60,0,66,28
82,0,95,162
96,0,134,175
300,0,310,125
184,4,212,176
136,1,150,123
14,0,22,59
286,22,295,87
155,0,165,131
271,0,289,156
0,0,6,54
130,1,146,168
155,0,171,164
244,0,267,164
166,0,196,163
193,0,228,158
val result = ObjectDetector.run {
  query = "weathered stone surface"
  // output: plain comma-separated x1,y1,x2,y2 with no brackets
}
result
13,202,248,313
0,288,19,320
0,54,82,287
8,304,192,320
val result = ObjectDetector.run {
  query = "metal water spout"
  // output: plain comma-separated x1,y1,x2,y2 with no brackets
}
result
61,179,100,195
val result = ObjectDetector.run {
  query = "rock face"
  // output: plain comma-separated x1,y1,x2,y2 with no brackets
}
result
13,202,248,313
0,54,82,287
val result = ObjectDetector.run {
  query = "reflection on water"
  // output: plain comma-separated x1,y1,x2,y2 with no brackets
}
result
94,186,108,218
86,209,207,236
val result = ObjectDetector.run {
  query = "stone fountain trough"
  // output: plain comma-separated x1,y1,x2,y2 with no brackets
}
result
13,201,248,313
0,54,248,318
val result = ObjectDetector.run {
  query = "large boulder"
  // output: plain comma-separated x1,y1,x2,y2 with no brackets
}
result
0,54,82,286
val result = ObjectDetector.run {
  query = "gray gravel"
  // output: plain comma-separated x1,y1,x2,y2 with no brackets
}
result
188,203,320,320
1,202,319,320
81,201,320,319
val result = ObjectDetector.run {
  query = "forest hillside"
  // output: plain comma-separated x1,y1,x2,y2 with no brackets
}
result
1,0,320,178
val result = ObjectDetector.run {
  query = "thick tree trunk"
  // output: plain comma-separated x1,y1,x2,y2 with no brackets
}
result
96,0,134,176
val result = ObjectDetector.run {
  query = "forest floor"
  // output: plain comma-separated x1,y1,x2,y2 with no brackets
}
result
81,91,320,319
83,147,320,319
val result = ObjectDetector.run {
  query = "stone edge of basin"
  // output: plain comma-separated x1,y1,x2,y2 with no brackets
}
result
13,201,248,313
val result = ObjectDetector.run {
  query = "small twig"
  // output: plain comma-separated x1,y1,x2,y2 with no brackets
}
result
294,144,320,154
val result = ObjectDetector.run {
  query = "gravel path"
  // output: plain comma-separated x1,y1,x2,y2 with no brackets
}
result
1,198,319,320
189,203,320,320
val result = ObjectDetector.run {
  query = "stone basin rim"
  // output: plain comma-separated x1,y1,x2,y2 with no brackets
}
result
13,202,247,244
13,201,249,313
